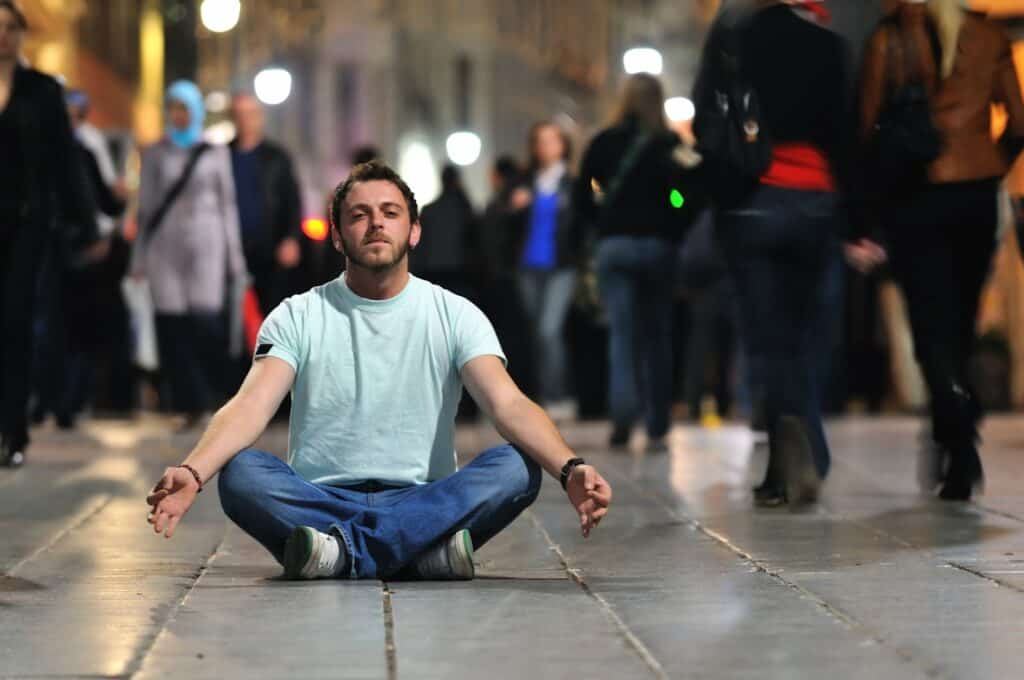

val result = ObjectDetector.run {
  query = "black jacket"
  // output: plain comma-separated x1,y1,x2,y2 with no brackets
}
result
2,65,98,248
572,120,700,244
229,139,303,257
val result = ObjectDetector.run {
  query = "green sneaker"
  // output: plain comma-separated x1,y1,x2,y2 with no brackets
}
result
413,529,474,580
283,526,345,580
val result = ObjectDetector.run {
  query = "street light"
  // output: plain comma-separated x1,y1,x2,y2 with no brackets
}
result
623,47,663,75
254,67,292,105
664,97,695,123
445,131,481,166
398,138,440,205
200,0,241,33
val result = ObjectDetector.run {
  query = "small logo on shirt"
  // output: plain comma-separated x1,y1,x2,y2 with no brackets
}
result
255,343,273,357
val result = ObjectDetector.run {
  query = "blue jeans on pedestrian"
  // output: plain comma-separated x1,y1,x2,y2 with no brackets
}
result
595,236,676,439
218,444,542,579
717,185,837,479
517,268,576,402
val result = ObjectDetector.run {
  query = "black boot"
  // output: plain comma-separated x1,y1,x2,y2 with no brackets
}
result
777,415,821,506
937,383,983,501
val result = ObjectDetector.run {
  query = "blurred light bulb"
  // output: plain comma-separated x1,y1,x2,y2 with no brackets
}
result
446,131,482,166
623,47,663,75
398,139,439,205
254,68,292,106
200,0,241,33
664,97,695,123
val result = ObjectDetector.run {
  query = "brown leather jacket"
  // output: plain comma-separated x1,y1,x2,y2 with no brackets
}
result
861,5,1024,184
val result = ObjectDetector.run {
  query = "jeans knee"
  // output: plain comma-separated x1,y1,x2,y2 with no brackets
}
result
217,448,275,515
477,444,542,506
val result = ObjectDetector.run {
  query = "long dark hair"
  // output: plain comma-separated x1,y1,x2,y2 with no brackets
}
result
610,73,668,131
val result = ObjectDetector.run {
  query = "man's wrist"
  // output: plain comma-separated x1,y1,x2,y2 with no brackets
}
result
559,457,586,491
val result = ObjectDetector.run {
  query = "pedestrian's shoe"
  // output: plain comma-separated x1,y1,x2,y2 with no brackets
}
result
938,445,984,502
283,526,347,580
645,437,669,455
1,436,25,468
412,529,474,581
609,425,630,449
776,415,821,506
752,483,787,507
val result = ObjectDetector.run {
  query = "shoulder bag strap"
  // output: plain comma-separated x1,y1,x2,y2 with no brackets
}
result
142,142,211,243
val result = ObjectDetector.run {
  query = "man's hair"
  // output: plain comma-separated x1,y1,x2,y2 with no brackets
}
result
0,1,28,30
329,161,419,230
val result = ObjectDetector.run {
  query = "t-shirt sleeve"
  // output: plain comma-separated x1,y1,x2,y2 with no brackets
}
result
451,296,506,371
254,297,303,371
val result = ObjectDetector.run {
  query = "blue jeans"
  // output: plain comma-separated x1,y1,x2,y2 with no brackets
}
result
717,185,837,478
517,269,576,402
595,236,676,438
218,444,542,579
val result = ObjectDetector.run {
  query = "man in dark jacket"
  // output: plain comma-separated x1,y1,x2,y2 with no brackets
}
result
0,0,99,466
229,93,303,317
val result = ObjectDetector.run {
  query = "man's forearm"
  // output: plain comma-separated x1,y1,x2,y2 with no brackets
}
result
492,395,577,478
180,395,270,485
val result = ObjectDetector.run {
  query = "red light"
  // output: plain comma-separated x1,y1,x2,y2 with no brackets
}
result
302,218,328,241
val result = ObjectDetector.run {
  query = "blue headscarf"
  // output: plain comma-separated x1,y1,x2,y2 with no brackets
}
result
165,80,205,149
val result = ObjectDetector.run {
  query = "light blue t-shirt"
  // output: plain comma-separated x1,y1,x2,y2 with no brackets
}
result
254,274,505,487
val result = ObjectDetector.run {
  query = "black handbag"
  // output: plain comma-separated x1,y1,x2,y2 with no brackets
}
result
693,8,772,204
866,23,943,195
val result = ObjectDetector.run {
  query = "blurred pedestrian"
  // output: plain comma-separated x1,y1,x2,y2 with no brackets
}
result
0,1,99,466
229,93,303,317
32,89,129,429
694,0,849,504
412,164,477,299
132,80,246,428
574,74,699,450
858,0,1024,500
512,122,579,416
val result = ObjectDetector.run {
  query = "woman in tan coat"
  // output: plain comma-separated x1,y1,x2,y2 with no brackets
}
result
858,0,1024,500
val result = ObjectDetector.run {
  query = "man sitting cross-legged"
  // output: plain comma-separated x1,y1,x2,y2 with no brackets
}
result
145,161,613,580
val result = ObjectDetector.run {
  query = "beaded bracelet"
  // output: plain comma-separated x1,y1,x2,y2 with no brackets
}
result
177,464,203,492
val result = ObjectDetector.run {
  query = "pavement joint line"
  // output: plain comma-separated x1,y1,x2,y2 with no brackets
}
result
3,494,113,577
604,468,946,680
524,509,670,680
381,582,398,680
125,531,227,680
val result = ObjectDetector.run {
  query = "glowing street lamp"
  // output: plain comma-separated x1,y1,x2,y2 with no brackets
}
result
664,97,695,123
445,131,481,166
254,68,292,106
623,47,663,75
200,0,241,33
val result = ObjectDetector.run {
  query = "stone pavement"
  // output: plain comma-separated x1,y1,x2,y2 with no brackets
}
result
3,414,1024,679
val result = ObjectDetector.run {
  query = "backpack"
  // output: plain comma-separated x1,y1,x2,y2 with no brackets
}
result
693,8,772,203
865,20,943,196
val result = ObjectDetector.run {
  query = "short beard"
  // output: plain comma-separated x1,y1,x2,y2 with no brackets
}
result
340,234,411,273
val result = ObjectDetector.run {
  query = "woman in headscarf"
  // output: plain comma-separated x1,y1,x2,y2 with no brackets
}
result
0,0,98,466
858,0,1024,500
133,80,246,427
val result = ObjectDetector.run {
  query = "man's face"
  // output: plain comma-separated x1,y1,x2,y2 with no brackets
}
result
230,94,264,140
0,9,24,60
333,179,421,273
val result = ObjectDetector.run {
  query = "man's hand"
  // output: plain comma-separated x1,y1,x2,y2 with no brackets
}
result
566,465,612,538
275,237,301,269
146,467,201,538
844,239,887,274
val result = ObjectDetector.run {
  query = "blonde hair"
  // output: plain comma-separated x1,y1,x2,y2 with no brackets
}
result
928,0,965,78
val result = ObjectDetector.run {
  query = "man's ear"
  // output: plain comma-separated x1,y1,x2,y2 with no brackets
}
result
409,220,422,250
331,224,345,254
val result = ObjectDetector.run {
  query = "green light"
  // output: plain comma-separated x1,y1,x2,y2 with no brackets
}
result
670,189,685,209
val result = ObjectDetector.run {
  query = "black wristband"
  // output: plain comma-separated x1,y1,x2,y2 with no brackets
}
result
560,457,586,491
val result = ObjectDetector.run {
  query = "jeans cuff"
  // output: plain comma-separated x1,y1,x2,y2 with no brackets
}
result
329,524,357,580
